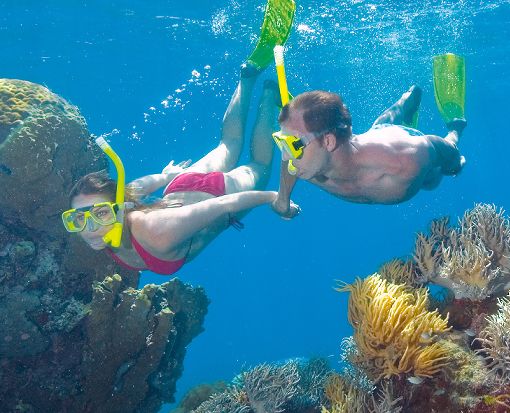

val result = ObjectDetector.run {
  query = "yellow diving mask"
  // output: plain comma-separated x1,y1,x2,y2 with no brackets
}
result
62,202,118,233
272,130,319,160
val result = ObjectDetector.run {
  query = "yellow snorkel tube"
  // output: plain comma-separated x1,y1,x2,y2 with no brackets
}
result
273,45,297,176
95,136,126,248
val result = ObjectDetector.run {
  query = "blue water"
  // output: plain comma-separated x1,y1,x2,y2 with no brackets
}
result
3,0,510,409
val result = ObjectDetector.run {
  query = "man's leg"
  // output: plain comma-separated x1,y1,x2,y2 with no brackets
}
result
224,80,278,193
187,65,259,174
372,85,422,127
428,133,465,176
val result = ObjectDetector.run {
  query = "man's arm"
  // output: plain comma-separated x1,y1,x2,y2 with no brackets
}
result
272,160,300,219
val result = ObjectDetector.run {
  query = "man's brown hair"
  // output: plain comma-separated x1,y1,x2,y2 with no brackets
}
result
278,91,352,141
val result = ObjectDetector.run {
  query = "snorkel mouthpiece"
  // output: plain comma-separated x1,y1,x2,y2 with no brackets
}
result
95,136,126,248
287,160,297,175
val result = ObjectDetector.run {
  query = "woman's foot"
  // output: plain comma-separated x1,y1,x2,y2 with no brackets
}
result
240,61,263,78
400,85,422,126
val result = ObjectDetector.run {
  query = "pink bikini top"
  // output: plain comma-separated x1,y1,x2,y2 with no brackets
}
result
105,235,186,275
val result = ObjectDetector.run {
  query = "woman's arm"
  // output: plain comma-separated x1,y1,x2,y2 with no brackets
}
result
130,190,277,253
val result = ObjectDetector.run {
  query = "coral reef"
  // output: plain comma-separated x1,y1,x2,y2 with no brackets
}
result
171,203,510,413
169,381,228,413
0,79,208,413
331,204,510,412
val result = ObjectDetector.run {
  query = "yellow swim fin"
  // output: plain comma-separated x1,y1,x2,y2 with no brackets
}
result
433,53,466,124
246,0,296,71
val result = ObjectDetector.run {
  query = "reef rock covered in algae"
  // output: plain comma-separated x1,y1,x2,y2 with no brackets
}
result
0,79,208,413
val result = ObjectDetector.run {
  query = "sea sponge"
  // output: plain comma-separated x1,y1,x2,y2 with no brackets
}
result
338,274,451,380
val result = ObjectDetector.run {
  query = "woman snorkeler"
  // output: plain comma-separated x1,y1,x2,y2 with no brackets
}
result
62,66,281,275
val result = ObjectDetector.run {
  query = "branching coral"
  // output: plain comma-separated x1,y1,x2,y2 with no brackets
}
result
338,274,451,380
339,336,375,393
378,259,419,287
475,292,510,383
191,387,252,413
191,359,333,413
368,381,403,413
243,361,300,413
321,373,367,413
413,204,510,300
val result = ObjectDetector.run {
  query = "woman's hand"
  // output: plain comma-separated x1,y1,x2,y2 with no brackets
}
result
162,159,192,176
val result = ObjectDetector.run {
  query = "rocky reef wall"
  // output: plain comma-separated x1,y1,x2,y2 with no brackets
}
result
0,79,208,413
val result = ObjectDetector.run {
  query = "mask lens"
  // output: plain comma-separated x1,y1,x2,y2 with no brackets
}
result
62,210,86,232
90,203,116,225
272,131,304,160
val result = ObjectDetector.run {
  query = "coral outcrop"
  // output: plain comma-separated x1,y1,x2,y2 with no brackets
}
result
0,79,208,413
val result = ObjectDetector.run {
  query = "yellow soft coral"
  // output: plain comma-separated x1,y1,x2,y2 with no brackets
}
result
338,274,451,380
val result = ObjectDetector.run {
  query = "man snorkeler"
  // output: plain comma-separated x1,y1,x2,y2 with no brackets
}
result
271,86,467,218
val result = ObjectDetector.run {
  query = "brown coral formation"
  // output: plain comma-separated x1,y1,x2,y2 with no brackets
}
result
0,79,208,413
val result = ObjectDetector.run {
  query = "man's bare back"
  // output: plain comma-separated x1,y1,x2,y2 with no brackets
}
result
308,125,457,204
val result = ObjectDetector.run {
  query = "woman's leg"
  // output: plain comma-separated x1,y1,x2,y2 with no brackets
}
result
224,80,278,193
186,68,259,174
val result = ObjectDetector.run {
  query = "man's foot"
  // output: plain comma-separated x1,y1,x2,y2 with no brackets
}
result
446,118,467,135
442,155,466,176
400,85,422,126
240,61,263,78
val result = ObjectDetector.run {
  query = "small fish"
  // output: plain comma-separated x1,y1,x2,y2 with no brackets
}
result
464,329,476,337
421,332,431,340
407,376,424,385
433,389,446,396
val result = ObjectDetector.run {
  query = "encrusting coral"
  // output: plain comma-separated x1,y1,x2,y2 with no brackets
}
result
338,274,451,380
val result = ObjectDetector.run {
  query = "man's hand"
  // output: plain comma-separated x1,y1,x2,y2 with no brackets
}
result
271,198,301,220
162,159,192,176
